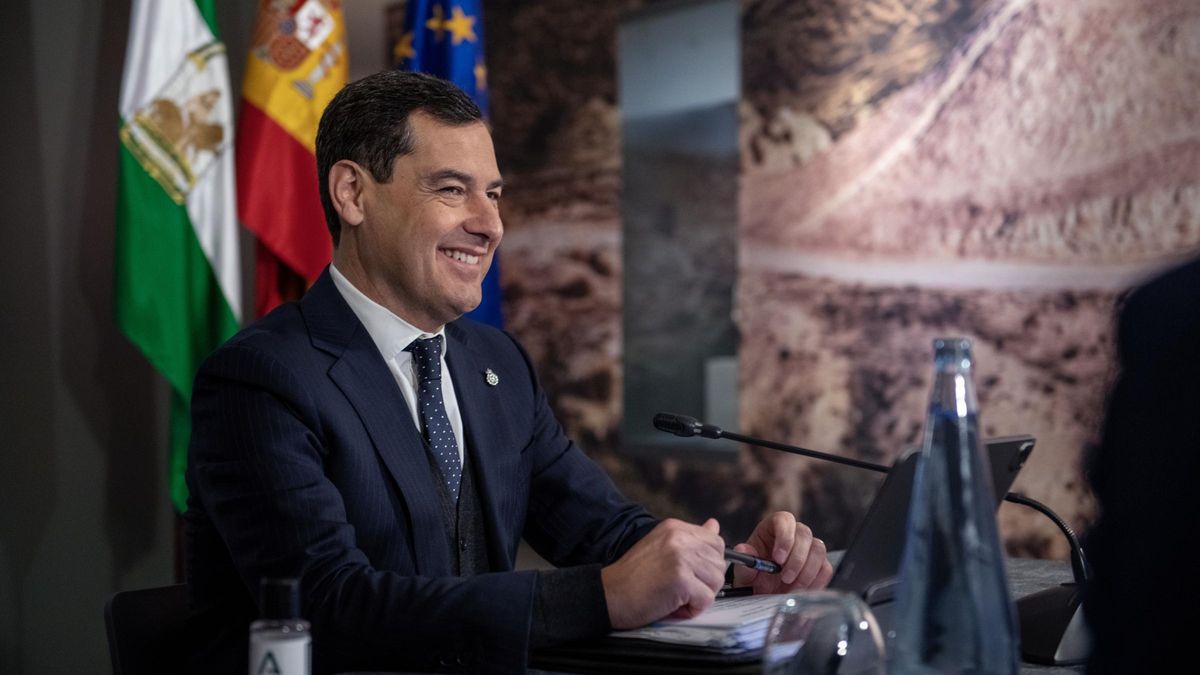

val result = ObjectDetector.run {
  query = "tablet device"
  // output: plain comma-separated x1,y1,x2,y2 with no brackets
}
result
828,435,1035,602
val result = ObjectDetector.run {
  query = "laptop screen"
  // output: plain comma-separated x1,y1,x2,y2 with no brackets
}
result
828,435,1035,600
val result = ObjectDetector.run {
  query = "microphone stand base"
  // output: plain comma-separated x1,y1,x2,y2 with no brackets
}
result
1017,582,1091,666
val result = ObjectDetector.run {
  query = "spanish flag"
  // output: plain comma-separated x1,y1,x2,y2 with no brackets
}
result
237,0,347,317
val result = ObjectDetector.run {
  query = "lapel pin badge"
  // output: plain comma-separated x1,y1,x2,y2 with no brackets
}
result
484,368,500,387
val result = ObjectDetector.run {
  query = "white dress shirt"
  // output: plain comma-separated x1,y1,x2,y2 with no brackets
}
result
329,264,465,465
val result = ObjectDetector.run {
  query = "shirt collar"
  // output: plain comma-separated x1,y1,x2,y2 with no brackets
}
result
329,263,446,360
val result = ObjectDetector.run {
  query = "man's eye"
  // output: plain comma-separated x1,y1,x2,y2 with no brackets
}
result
439,186,465,196
487,191,501,202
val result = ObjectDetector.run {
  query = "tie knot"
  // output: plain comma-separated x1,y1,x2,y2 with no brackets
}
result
406,335,444,381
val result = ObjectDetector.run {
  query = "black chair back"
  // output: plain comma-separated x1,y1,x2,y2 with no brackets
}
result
103,584,188,675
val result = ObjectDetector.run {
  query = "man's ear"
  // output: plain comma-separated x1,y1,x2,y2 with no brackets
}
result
329,160,368,228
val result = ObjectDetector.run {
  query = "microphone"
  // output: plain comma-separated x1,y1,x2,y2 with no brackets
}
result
653,411,1091,665
652,412,721,439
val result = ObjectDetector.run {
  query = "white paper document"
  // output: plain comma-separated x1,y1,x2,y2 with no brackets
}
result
609,595,787,653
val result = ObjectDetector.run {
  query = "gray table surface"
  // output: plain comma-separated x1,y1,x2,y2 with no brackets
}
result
344,556,1085,674
529,556,1084,675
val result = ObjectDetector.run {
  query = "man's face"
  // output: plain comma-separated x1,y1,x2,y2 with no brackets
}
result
356,112,503,331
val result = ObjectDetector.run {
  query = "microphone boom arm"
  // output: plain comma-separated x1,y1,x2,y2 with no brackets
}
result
718,428,893,476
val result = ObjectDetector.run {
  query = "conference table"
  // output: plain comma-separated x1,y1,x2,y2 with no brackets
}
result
528,556,1083,674
341,557,1083,674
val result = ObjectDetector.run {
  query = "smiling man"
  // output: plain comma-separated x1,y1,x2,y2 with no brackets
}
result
184,71,831,674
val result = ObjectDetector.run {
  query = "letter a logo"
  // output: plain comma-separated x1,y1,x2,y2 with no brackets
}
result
257,651,281,674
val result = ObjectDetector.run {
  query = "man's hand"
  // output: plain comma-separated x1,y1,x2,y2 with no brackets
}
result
730,512,832,594
600,518,727,629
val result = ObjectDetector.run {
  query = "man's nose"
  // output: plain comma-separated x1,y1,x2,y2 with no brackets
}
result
465,192,503,241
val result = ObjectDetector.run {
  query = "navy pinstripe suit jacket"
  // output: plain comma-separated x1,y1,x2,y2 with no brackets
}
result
184,270,655,673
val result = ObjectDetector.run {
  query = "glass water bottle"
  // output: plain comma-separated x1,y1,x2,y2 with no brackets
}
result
890,338,1019,674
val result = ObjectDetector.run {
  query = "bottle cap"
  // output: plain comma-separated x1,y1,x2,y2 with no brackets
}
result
259,577,301,620
932,337,974,369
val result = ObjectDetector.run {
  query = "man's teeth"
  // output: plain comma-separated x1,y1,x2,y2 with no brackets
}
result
442,249,480,265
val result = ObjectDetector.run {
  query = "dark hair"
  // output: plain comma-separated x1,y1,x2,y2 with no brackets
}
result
315,71,483,245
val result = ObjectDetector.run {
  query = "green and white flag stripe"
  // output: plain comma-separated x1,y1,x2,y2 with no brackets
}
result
116,0,241,511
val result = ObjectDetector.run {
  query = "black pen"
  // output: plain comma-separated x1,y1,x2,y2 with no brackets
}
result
716,585,754,598
724,548,781,574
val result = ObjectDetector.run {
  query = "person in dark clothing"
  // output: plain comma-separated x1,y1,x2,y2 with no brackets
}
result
1084,255,1200,674
185,70,832,674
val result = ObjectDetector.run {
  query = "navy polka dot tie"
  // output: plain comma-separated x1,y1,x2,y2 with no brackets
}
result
406,336,462,501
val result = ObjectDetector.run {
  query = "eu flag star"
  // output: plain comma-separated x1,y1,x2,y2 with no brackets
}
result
444,6,477,45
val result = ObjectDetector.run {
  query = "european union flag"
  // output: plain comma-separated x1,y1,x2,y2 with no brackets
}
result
395,0,501,328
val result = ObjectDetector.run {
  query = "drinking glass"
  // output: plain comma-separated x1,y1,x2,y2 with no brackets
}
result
761,590,885,675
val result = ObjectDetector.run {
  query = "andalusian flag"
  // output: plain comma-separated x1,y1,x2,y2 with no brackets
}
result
238,0,347,317
116,0,241,511
396,0,502,327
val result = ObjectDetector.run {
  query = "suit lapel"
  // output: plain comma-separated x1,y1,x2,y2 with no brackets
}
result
302,271,452,575
445,323,516,570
